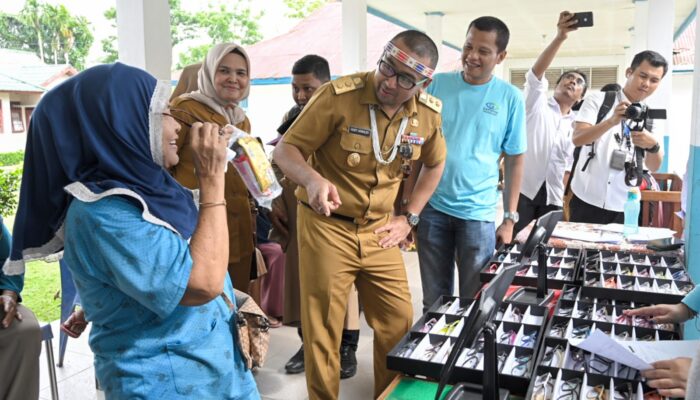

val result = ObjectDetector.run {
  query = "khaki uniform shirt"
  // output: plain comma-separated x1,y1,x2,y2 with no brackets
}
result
283,71,447,220
169,97,254,264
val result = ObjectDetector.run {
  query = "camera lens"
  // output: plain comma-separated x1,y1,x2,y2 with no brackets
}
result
624,103,645,121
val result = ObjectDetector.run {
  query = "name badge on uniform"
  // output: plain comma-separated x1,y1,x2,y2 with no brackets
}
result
349,126,370,136
401,133,424,145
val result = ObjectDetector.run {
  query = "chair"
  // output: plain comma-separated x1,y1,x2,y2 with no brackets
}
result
58,259,80,367
640,173,683,237
41,324,59,400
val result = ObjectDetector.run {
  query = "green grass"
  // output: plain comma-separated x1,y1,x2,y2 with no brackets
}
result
4,215,62,323
21,260,61,322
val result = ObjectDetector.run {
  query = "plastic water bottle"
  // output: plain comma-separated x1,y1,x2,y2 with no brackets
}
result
623,187,641,237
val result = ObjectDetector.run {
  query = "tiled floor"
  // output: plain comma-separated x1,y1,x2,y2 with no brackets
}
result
38,250,425,400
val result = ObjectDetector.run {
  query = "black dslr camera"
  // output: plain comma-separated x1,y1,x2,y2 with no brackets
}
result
624,102,666,131
622,102,666,187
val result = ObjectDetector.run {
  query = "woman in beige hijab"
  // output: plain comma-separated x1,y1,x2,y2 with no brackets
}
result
170,43,255,293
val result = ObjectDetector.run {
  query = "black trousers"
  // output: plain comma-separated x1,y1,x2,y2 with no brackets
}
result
515,184,562,234
569,194,624,224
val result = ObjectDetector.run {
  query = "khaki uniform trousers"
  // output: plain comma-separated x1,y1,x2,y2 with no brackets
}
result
297,204,413,399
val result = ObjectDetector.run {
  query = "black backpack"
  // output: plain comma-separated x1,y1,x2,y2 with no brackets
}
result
564,90,617,195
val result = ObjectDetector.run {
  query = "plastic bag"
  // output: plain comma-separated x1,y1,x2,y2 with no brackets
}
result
225,125,282,209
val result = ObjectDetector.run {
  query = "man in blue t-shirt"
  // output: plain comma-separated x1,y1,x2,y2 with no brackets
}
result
416,16,526,312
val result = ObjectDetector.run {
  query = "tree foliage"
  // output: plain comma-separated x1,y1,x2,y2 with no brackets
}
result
283,0,326,19
0,0,93,70
0,169,22,218
101,0,263,68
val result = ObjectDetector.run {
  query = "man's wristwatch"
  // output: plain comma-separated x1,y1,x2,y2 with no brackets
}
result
503,211,519,224
645,142,661,154
404,212,420,228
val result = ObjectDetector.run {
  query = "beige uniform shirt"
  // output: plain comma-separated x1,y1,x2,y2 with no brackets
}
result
283,71,447,220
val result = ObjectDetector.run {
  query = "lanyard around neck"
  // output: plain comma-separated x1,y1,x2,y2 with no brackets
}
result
369,106,408,165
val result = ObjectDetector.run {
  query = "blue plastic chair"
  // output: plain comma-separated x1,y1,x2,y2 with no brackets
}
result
57,259,80,367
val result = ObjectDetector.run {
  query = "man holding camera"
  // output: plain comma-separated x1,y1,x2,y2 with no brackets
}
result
569,50,667,224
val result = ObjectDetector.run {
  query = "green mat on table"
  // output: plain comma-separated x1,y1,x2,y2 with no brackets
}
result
385,379,450,400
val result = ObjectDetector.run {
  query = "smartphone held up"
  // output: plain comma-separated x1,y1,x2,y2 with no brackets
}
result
571,12,593,28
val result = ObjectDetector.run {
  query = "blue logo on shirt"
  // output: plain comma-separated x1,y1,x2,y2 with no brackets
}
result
483,102,499,116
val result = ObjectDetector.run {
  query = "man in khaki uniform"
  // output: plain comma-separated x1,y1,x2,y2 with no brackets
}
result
274,30,447,399
270,54,362,378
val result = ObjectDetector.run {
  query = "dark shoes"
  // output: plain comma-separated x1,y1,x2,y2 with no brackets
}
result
285,346,305,374
339,345,357,379
285,344,357,379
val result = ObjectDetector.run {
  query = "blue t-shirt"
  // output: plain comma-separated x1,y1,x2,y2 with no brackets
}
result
63,196,259,400
427,72,527,221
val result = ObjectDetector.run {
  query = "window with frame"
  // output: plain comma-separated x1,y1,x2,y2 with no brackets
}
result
10,102,24,133
509,66,618,90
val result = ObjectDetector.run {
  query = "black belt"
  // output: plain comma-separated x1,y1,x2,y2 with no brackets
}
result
299,201,379,224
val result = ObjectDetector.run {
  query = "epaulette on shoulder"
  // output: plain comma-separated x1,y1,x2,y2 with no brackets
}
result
418,92,442,113
331,76,365,95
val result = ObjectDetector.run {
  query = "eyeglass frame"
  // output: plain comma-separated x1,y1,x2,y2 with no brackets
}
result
499,329,518,345
586,384,608,400
376,57,430,90
509,354,531,376
519,330,538,348
542,344,564,368
588,354,613,374
557,378,582,400
532,372,554,400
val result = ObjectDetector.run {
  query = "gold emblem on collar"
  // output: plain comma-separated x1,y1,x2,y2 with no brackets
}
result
347,153,361,167
410,118,419,127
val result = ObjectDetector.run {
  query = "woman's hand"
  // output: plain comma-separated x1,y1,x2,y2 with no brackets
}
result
642,357,692,398
190,122,231,179
623,303,691,324
0,290,22,328
61,308,88,338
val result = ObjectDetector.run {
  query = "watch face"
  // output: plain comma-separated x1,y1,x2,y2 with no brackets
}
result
407,213,420,226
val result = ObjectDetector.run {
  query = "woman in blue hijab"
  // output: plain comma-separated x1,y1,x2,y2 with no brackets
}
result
4,63,260,399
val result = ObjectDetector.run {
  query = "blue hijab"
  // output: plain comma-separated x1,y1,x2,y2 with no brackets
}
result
4,63,198,275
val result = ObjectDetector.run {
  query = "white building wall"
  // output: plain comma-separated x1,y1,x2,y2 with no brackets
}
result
246,84,296,146
0,92,42,153
671,72,694,174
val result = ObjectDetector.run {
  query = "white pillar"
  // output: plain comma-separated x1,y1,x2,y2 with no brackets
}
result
646,0,675,173
0,95,10,135
631,0,649,56
342,0,367,74
425,12,444,61
629,0,675,172
115,0,172,80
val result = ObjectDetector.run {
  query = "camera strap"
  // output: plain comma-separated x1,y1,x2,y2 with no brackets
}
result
565,90,617,195
625,146,646,186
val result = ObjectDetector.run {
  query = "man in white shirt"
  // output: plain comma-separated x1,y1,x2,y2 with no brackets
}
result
569,50,667,223
516,11,587,234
